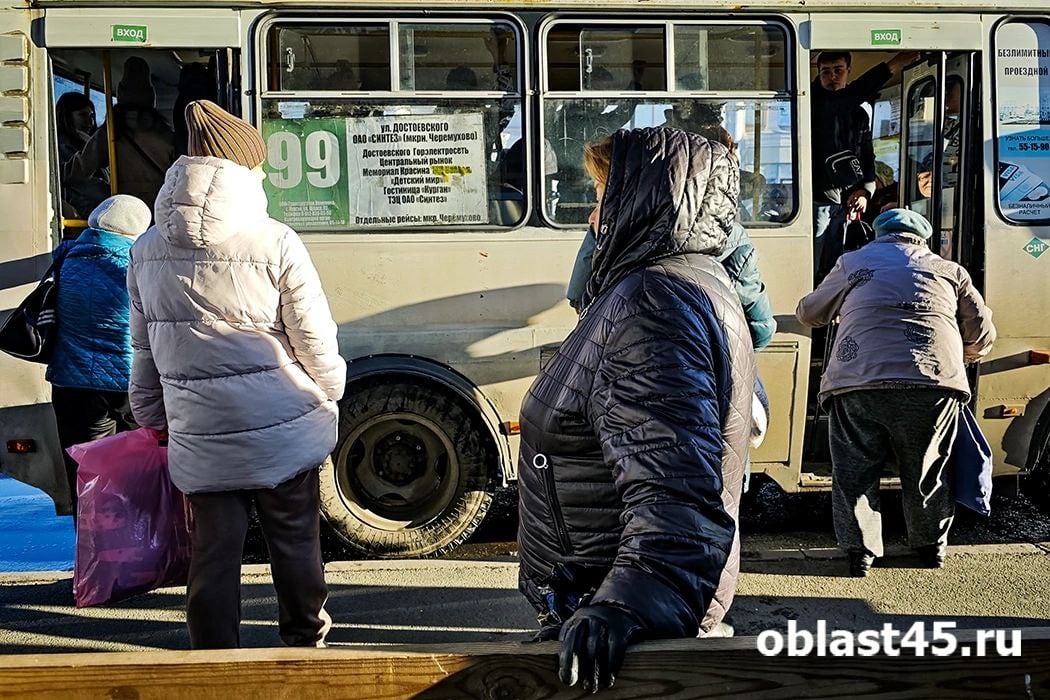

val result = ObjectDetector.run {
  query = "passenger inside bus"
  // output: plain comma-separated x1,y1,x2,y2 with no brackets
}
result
55,92,109,219
173,59,218,157
810,49,918,279
64,57,176,216
917,77,963,200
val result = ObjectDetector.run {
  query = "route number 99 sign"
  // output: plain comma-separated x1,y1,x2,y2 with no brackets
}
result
262,118,350,230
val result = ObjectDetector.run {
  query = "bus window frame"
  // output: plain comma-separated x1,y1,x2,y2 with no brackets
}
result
254,12,532,234
537,14,798,231
990,15,1050,227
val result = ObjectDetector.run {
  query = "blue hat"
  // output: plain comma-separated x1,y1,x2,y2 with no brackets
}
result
873,208,933,240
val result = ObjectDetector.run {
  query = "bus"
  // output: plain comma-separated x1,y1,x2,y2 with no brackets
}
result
0,0,1047,558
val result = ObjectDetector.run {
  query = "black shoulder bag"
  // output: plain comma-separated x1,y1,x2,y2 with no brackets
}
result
0,253,67,364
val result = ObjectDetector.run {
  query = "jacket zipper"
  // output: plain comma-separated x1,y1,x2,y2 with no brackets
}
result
535,452,573,554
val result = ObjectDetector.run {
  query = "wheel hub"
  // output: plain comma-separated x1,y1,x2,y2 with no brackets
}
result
374,431,426,486
334,411,462,529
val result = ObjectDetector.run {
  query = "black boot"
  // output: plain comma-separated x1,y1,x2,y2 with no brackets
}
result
916,544,947,569
848,551,875,578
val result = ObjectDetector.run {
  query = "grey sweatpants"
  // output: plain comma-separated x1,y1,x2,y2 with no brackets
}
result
829,389,961,558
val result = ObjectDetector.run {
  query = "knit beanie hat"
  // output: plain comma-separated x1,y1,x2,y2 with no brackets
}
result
88,194,153,239
117,57,157,110
185,100,267,169
873,207,934,240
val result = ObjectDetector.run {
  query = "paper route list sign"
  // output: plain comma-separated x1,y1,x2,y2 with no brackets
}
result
263,112,488,231
346,113,488,228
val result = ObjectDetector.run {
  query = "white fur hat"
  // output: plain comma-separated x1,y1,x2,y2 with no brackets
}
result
88,195,152,238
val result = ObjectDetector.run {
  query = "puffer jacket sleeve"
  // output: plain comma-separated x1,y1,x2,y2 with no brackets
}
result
586,291,737,638
278,230,346,402
955,265,997,362
796,256,849,328
126,251,167,430
720,226,776,350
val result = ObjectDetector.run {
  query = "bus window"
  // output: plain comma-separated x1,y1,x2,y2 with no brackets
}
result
994,19,1050,224
904,77,936,216
267,24,391,91
398,23,516,92
673,24,787,92
541,20,795,226
260,19,525,231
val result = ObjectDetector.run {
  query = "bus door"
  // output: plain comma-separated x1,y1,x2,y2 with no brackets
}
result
901,52,983,397
899,52,980,271
43,8,243,233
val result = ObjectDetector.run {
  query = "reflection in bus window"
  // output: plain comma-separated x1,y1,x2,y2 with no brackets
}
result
542,21,794,227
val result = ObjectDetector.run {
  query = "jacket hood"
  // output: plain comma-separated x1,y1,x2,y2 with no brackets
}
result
585,128,739,304
154,155,269,249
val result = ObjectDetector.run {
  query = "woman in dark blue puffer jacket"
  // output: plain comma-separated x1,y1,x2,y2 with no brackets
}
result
47,194,152,509
517,128,756,691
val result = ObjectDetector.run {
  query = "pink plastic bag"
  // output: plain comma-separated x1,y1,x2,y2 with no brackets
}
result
68,427,191,608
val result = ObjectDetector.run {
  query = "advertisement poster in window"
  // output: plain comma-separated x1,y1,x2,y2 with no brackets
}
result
996,21,1050,221
345,112,489,228
263,118,350,230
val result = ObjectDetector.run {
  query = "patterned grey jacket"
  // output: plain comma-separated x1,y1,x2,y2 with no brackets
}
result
796,233,996,404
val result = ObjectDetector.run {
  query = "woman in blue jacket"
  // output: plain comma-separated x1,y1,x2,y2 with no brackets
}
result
48,195,153,508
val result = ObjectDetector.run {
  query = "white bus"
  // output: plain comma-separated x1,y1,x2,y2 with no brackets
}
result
0,0,1047,557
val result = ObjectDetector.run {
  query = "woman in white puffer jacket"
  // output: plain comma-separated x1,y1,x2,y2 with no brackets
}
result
127,100,345,649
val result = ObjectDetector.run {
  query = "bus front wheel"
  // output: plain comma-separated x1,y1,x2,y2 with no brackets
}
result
320,378,498,558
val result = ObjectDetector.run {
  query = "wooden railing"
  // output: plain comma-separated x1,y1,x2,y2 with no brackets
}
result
0,630,1048,699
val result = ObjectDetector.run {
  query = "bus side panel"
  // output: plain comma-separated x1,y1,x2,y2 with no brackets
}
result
979,14,1050,475
0,7,69,511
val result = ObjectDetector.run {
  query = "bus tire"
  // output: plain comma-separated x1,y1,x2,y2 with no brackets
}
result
1023,406,1050,510
320,378,497,558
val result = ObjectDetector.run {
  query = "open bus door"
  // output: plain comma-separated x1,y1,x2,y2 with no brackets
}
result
799,14,985,491
900,51,983,395
21,9,245,512
899,52,981,273
44,9,243,236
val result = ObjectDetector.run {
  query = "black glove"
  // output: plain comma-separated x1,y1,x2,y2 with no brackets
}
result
557,604,643,693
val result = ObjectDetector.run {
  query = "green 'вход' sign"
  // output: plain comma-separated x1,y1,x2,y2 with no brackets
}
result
112,24,148,43
871,29,902,46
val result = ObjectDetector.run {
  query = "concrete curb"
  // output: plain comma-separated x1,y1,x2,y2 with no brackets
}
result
741,542,1050,561
2,542,1047,582
324,558,519,573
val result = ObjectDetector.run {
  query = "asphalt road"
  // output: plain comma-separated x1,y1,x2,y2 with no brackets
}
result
1,544,1048,655
1,476,1048,655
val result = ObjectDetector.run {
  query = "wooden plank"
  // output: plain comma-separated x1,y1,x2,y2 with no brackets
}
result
0,633,1048,699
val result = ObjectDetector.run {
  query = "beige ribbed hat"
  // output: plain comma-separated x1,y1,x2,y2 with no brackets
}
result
185,100,266,169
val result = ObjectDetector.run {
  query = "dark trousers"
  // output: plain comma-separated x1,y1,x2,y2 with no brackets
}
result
829,389,961,558
51,386,136,509
186,468,330,649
